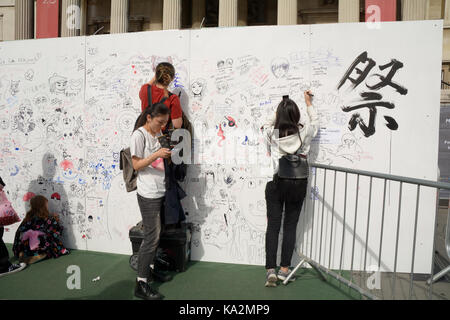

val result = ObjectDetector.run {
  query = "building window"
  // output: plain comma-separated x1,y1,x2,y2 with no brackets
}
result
182,0,193,29
299,0,338,24
247,0,266,25
86,0,111,35
129,0,149,32
205,0,218,27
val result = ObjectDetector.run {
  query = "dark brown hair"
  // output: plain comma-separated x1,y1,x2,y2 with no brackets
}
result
24,195,50,222
274,97,301,138
155,62,175,87
133,102,170,132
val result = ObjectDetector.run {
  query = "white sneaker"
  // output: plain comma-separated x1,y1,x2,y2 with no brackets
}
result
265,269,278,287
277,268,296,282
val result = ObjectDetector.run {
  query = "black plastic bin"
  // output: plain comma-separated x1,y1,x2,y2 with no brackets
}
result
129,221,192,272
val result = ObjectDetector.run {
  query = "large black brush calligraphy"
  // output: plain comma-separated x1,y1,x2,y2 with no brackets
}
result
366,59,408,95
337,51,376,91
338,52,408,138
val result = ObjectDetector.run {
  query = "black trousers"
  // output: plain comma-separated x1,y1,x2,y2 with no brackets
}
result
265,177,307,269
0,226,12,272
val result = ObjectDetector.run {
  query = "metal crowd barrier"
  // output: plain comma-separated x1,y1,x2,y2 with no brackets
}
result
284,163,450,300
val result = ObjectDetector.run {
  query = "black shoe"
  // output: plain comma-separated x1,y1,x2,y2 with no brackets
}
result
0,263,27,278
151,268,173,283
134,280,163,300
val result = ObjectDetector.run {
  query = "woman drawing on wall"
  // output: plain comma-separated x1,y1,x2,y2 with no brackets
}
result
260,91,319,287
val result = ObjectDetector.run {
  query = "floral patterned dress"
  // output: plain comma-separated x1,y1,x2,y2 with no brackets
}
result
13,216,69,259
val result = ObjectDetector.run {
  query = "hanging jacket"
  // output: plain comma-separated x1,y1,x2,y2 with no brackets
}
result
162,159,186,225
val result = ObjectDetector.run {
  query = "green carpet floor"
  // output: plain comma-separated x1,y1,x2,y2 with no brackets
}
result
0,244,360,300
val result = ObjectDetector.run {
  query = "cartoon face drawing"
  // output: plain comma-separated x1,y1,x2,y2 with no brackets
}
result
13,102,35,134
63,168,78,180
55,80,67,92
62,116,72,126
33,94,49,108
49,74,68,94
335,133,362,163
191,79,206,97
341,133,356,148
216,79,229,95
250,108,262,119
271,57,290,78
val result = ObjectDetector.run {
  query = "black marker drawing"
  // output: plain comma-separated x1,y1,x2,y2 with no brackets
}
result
33,94,49,109
0,116,10,130
271,57,290,79
191,78,206,98
49,73,68,95
215,78,229,95
24,69,34,81
10,80,20,96
12,101,36,135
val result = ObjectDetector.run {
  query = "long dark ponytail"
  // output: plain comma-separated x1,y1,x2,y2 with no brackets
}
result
274,96,302,138
133,102,170,132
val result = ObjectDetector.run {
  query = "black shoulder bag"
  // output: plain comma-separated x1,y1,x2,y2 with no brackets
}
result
278,131,309,179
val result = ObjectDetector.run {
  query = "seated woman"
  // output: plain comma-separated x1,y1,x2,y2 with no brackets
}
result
13,195,69,264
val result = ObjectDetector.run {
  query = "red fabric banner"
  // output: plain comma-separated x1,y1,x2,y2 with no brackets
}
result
36,0,59,39
365,0,397,22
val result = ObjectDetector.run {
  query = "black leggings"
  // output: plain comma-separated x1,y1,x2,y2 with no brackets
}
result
0,227,12,272
265,177,307,269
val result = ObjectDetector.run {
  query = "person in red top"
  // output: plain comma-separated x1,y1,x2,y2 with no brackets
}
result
139,62,183,130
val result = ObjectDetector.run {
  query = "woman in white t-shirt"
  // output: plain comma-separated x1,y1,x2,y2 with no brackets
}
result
130,102,171,300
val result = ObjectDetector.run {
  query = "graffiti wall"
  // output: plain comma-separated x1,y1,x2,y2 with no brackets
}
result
0,21,443,273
